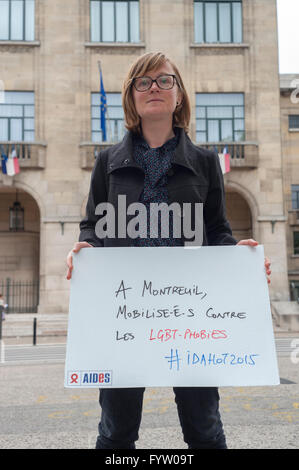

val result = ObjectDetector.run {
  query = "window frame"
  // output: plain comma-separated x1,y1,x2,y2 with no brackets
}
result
290,280,299,301
289,115,299,131
91,91,125,143
0,0,35,41
195,92,245,143
0,91,35,142
194,0,243,44
294,232,299,255
291,185,299,210
90,0,140,43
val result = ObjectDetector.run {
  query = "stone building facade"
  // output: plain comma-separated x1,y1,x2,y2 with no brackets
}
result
278,74,299,330
0,0,296,328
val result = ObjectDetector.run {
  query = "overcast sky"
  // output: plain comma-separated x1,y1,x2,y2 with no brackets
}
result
277,0,299,73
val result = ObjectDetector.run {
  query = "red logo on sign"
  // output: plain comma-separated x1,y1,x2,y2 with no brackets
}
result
70,373,79,384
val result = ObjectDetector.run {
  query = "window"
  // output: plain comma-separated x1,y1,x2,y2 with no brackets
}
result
194,0,242,44
294,232,299,255
91,92,125,143
289,115,299,130
0,91,35,141
196,93,244,142
290,281,299,301
90,0,140,43
291,185,299,210
0,0,35,41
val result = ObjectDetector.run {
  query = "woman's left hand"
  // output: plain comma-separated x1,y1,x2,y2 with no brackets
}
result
236,239,271,284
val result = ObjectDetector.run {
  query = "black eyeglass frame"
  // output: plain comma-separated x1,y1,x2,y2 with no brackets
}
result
132,74,178,92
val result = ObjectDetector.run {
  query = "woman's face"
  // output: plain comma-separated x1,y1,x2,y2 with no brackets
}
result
132,61,182,123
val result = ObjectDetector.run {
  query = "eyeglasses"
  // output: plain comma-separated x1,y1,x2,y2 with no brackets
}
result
132,74,177,92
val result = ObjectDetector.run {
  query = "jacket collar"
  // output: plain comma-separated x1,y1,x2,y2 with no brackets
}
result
107,127,199,176
172,127,199,176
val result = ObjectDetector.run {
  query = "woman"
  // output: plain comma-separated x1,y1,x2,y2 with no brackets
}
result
66,52,271,449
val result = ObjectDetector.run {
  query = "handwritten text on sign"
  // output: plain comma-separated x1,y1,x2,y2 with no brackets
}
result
64,246,279,388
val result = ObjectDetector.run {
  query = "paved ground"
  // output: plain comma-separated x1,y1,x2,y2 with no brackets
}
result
0,314,298,449
0,354,298,449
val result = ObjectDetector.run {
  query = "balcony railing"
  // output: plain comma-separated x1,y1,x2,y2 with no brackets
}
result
0,141,47,169
199,142,259,169
80,140,259,170
80,142,113,170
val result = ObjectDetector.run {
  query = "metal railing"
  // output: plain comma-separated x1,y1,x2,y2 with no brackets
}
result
0,278,39,313
200,141,259,168
0,141,47,168
80,140,259,170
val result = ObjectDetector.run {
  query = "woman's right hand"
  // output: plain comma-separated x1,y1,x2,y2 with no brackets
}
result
66,241,93,280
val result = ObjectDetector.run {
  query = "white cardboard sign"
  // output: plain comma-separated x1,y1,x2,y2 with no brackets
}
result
64,246,280,388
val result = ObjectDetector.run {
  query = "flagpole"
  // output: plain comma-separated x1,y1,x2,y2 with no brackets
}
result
97,61,112,142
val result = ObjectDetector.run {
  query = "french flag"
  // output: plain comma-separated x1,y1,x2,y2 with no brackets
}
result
219,146,230,174
6,148,20,176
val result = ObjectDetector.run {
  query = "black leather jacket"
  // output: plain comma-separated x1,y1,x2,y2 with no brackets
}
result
79,127,237,248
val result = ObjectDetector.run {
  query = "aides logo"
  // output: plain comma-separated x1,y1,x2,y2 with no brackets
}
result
67,370,112,387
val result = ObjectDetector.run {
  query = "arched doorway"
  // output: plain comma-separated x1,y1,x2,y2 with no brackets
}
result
225,189,253,242
0,187,40,312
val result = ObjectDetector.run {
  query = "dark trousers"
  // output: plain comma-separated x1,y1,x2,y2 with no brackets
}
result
95,387,226,449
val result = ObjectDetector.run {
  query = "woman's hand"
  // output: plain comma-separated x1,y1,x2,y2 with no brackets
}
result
236,238,271,284
66,241,93,280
